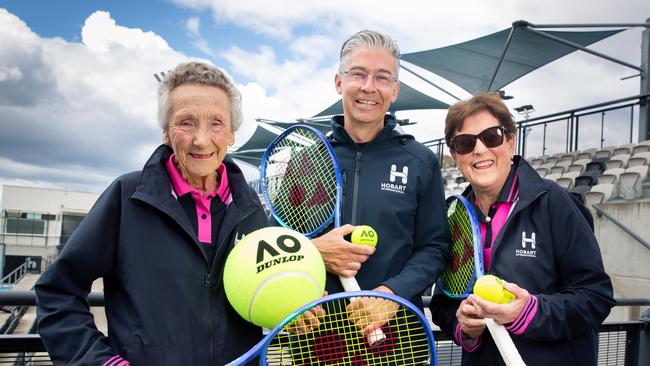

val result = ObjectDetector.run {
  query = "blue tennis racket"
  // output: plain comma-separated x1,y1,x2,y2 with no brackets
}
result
437,194,484,299
226,290,437,366
436,194,525,365
260,125,385,343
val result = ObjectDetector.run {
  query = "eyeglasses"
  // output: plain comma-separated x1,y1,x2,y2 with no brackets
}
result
450,126,507,155
341,70,397,89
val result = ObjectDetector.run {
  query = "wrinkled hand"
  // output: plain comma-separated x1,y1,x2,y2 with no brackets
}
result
311,224,375,277
347,286,398,335
469,280,530,326
456,297,486,340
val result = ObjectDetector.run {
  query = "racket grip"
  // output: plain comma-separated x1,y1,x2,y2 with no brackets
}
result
485,318,526,366
339,275,361,291
338,275,387,346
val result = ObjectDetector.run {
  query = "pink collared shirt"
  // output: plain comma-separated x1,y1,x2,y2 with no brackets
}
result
165,154,232,243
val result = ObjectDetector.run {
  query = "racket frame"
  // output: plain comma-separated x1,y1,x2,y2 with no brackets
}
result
438,194,485,298
259,125,342,238
226,290,437,366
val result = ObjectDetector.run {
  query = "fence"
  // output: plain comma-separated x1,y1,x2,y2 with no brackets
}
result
0,291,647,365
423,94,649,165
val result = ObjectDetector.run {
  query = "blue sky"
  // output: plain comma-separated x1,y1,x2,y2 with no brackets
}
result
1,0,649,193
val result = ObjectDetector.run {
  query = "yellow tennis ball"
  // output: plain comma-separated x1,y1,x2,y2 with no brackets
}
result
223,227,326,329
473,275,515,304
351,225,378,247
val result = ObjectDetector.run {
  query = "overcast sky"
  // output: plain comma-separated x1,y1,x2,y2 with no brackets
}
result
0,0,649,195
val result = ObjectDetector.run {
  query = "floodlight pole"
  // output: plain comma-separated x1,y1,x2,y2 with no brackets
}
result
641,19,650,142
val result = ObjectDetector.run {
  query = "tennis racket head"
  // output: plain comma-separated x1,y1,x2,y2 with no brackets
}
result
437,194,484,299
227,291,436,366
260,125,342,238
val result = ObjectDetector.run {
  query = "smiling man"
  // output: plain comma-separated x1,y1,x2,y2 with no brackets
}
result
311,30,450,319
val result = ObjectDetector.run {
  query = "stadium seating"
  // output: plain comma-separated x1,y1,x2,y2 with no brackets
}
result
568,159,591,174
606,154,631,170
619,166,649,200
557,171,581,190
575,170,600,187
628,152,650,167
632,140,650,155
598,168,626,198
576,148,597,160
585,183,615,206
586,157,609,174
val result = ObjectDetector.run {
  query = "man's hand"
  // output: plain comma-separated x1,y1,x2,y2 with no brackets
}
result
311,224,375,277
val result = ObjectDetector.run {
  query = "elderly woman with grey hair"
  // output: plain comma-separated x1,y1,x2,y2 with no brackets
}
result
35,62,267,366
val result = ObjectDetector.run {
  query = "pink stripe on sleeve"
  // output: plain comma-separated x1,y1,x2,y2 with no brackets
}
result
506,295,538,335
103,355,130,366
455,323,482,352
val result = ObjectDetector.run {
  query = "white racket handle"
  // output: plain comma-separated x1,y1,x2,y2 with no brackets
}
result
338,275,386,345
484,318,526,366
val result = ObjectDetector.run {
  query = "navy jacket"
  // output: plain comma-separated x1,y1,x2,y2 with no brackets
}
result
324,115,450,308
35,145,267,365
429,157,615,366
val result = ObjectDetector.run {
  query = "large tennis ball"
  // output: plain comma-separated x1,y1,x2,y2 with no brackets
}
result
351,225,378,247
473,275,515,304
223,227,326,329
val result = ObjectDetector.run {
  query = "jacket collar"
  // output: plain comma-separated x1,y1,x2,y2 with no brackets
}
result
463,155,551,208
330,114,409,147
135,144,258,212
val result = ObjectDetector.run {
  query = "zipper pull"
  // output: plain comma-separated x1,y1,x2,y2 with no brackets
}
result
204,274,212,287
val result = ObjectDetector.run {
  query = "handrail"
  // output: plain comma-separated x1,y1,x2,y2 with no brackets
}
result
422,295,650,308
2,291,647,308
0,262,29,287
515,93,649,124
592,204,650,251
0,291,104,306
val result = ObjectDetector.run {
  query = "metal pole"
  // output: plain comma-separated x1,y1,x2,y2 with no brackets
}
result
543,123,547,155
522,27,645,74
630,105,635,143
571,112,580,151
528,22,650,28
640,20,650,142
400,64,462,101
487,24,519,91
600,112,606,148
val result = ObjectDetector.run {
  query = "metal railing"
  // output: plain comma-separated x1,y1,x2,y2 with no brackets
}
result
0,262,30,289
422,94,649,164
516,94,648,158
0,292,646,365
592,204,650,251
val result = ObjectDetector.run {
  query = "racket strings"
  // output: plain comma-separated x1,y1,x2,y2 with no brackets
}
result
440,200,478,297
263,129,338,235
264,296,432,365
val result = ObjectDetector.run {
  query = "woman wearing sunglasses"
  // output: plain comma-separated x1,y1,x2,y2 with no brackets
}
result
429,93,614,366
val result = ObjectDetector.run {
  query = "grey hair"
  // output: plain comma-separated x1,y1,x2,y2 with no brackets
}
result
338,30,400,78
157,61,243,132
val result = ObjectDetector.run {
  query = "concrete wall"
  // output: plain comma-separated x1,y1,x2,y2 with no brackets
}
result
591,200,650,321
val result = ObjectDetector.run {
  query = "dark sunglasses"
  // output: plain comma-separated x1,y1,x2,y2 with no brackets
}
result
450,126,507,155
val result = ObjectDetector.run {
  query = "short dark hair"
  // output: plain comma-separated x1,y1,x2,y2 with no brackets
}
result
444,92,516,149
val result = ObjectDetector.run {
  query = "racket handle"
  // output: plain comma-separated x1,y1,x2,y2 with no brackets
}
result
485,318,526,366
338,275,387,346
339,275,361,291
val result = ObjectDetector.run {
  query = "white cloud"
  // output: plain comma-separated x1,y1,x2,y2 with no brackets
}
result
185,17,200,36
0,9,189,192
2,1,649,190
